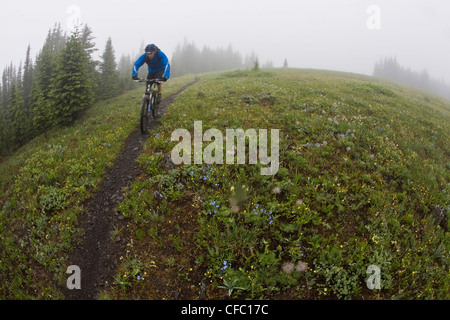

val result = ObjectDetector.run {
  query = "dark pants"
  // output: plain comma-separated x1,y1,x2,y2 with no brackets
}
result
147,70,165,80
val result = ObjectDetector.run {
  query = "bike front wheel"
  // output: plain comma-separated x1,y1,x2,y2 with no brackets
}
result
151,94,157,119
140,98,149,134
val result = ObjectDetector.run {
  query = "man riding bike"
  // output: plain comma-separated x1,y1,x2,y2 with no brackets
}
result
132,44,171,104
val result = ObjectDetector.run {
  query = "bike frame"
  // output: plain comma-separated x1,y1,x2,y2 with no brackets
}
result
136,78,165,134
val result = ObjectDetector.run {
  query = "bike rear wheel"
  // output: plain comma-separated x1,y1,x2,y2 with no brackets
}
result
140,98,149,134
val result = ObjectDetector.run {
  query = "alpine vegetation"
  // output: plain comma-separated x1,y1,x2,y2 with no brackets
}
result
171,121,279,175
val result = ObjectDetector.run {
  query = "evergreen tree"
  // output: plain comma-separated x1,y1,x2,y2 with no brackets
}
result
98,37,119,100
80,24,98,59
244,52,258,69
252,58,260,72
46,23,66,52
49,28,94,126
35,43,58,99
117,54,135,93
1,69,9,108
22,45,34,108
0,98,7,154
80,24,100,98
17,63,23,90
9,83,27,147
31,84,52,139
373,56,450,100
171,40,243,77
283,58,288,68
1,64,16,108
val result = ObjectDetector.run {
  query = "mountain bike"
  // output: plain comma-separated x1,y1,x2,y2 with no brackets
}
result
136,78,166,134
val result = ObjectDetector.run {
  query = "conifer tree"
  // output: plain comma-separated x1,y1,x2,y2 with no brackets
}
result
30,80,51,139
98,37,119,100
80,24,98,59
35,43,58,99
252,58,260,72
9,83,27,147
0,98,7,154
22,45,34,108
47,23,66,52
117,54,134,93
1,64,15,108
49,28,94,126
81,24,99,97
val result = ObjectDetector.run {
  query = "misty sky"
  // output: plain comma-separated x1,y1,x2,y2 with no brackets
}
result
1,0,449,83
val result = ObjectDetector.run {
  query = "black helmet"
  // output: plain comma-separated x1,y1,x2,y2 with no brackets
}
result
145,44,157,53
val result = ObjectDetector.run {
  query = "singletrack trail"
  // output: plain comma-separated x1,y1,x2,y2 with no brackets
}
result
64,78,199,300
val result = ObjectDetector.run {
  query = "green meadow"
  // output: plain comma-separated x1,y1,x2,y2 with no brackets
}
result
0,75,197,298
104,69,449,300
1,69,448,300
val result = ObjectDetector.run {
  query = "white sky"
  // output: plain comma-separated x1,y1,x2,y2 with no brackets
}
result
1,0,449,82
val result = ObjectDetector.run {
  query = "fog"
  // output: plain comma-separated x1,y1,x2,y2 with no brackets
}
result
1,0,449,83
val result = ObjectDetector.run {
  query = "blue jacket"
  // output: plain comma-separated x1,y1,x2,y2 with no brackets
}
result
132,50,171,78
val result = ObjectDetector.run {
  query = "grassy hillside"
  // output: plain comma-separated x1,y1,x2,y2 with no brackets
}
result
0,68,448,300
0,74,197,299
102,69,449,300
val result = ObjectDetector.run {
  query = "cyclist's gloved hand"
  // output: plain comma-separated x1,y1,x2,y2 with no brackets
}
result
132,75,139,81
162,77,168,82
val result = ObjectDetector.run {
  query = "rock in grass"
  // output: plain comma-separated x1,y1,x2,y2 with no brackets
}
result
161,153,176,171
432,205,447,230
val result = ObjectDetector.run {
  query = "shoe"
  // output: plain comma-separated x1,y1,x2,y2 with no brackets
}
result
156,94,162,104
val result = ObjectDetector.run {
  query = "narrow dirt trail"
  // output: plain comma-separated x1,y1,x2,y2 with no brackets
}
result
63,78,199,300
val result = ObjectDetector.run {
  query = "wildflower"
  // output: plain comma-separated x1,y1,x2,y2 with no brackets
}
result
282,262,294,273
296,199,303,206
296,262,307,273
221,261,230,270
272,187,281,194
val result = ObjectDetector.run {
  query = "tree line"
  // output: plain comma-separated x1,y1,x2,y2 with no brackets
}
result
373,56,450,100
0,28,281,157
171,39,286,77
0,23,134,157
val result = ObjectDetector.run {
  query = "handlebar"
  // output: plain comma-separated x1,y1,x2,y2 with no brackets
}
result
134,78,167,83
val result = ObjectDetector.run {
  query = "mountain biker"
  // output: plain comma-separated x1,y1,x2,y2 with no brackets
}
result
132,44,171,104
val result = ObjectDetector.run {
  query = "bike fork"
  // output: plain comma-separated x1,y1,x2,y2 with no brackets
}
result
144,94,151,113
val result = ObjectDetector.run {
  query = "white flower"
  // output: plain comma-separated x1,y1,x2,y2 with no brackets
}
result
282,262,294,273
296,262,307,273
